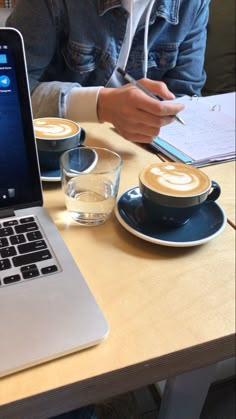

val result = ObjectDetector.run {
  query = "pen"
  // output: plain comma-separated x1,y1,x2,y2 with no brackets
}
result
117,67,185,126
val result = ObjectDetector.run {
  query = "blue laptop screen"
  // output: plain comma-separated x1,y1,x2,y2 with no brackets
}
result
0,29,42,210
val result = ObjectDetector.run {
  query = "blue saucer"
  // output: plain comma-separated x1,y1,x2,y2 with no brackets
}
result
115,187,227,247
40,168,61,182
40,146,98,182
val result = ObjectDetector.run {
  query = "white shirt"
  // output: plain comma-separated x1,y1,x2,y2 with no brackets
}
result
107,0,152,87
65,0,154,123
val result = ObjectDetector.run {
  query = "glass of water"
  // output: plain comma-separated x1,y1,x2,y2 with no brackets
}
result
60,147,122,225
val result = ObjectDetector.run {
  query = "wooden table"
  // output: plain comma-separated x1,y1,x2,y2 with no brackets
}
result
202,162,236,227
0,123,235,419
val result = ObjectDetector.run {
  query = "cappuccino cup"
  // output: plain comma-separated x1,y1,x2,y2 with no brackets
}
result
139,162,221,227
34,117,86,170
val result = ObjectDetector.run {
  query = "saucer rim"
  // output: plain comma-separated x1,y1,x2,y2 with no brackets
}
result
115,187,227,247
40,170,61,182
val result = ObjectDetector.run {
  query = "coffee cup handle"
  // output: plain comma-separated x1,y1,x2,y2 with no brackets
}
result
79,128,86,145
206,180,221,202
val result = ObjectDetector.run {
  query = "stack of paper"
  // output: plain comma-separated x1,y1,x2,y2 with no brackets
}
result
150,93,235,167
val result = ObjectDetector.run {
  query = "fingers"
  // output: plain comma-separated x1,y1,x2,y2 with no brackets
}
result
97,83,184,144
121,83,185,118
114,98,181,143
116,128,160,144
115,112,174,143
134,108,175,129
140,78,175,100
117,123,160,140
137,92,185,117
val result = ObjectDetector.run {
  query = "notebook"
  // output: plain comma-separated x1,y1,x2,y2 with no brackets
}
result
0,28,109,378
149,94,236,167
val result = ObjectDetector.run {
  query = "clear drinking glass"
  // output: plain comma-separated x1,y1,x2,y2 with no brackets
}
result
60,147,122,225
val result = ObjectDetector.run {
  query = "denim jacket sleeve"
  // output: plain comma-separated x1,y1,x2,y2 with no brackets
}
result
161,0,210,97
6,0,79,118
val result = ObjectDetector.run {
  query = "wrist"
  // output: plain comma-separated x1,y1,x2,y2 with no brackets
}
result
97,87,115,124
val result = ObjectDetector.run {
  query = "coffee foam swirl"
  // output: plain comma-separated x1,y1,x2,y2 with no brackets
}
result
140,163,210,196
34,118,79,139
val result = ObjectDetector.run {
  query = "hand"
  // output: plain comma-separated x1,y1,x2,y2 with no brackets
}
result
97,79,185,143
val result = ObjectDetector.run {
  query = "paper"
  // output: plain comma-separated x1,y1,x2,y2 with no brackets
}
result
152,95,236,166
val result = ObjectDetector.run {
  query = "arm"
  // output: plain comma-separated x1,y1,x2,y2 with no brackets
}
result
97,1,209,142
6,0,79,118
6,0,184,142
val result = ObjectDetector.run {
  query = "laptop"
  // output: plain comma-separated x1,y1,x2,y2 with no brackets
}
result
0,28,109,378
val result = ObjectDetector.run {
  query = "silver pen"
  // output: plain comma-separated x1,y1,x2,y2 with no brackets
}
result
117,67,185,126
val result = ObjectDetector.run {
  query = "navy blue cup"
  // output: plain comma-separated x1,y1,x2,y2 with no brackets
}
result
34,118,86,170
139,163,221,227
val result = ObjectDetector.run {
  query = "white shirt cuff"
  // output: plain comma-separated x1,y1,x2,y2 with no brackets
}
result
64,86,104,123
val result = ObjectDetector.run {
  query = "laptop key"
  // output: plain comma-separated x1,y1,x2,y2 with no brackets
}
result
3,274,21,285
0,227,14,237
12,249,52,267
21,264,40,279
3,220,19,227
15,222,38,234
0,246,17,258
10,234,26,245
41,265,58,275
18,239,47,254
0,259,11,271
20,217,35,224
27,231,43,241
0,238,8,248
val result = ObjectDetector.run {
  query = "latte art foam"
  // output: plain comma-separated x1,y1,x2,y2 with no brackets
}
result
34,118,79,139
140,163,210,197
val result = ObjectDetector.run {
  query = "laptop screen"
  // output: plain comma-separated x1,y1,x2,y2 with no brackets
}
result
0,28,42,211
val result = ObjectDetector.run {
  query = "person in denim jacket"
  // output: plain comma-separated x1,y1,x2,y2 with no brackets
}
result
7,0,209,144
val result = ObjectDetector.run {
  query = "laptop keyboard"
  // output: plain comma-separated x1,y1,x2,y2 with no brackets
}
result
0,215,60,287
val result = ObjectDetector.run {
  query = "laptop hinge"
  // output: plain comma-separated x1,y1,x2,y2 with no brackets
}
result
0,209,15,219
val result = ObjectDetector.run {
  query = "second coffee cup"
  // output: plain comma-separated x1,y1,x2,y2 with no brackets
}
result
139,162,221,227
34,117,86,170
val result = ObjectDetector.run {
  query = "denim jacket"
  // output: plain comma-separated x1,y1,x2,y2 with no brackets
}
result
7,0,210,118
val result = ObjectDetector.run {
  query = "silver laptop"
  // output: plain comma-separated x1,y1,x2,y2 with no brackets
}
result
0,28,109,378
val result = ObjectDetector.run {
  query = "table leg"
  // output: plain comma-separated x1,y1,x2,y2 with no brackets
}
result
158,364,216,419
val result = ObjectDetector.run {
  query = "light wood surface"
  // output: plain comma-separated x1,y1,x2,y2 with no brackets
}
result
0,123,235,418
202,162,236,227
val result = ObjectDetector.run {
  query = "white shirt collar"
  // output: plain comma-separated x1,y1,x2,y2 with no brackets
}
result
122,0,153,13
